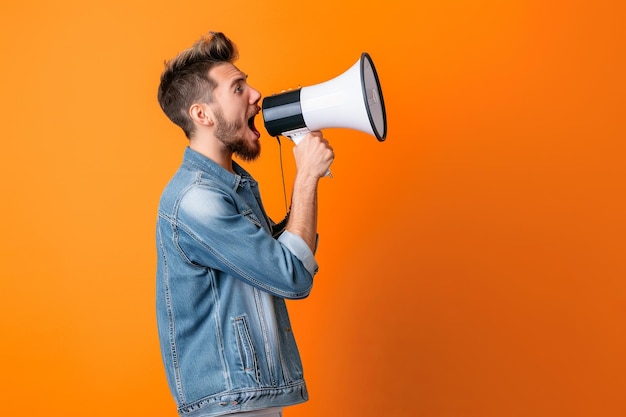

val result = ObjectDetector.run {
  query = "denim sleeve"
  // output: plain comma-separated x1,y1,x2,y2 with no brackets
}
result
173,184,316,299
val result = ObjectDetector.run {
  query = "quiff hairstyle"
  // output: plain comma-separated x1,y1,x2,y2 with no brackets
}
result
157,32,239,138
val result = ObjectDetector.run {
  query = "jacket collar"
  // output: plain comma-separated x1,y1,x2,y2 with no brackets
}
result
182,147,255,191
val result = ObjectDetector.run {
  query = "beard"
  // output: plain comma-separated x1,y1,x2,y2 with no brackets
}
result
213,107,261,162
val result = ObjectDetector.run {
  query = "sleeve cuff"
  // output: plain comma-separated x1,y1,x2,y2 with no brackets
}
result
278,231,319,276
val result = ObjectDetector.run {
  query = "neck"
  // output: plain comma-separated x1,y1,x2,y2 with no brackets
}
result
189,137,235,173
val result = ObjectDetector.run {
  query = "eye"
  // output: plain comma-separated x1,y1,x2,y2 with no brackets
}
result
235,84,243,94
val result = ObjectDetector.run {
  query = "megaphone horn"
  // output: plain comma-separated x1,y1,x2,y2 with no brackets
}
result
262,53,387,145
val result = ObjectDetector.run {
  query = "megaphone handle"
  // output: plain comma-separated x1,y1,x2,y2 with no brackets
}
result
288,132,305,146
287,132,333,178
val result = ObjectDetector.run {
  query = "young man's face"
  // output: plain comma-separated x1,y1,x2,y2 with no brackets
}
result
209,62,262,161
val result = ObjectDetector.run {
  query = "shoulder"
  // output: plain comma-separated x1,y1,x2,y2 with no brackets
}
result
159,166,236,217
178,182,235,219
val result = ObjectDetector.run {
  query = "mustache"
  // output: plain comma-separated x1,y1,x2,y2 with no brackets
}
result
249,105,261,118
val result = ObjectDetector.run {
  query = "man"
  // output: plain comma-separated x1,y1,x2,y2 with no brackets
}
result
155,31,334,417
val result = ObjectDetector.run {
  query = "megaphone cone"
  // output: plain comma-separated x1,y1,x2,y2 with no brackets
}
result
262,53,387,144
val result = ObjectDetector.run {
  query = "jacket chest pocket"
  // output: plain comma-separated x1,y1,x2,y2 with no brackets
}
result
241,208,262,228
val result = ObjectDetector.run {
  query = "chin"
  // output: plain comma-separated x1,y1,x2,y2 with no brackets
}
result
236,152,261,162
235,141,261,162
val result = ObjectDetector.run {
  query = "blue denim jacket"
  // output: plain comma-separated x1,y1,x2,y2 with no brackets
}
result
156,148,318,417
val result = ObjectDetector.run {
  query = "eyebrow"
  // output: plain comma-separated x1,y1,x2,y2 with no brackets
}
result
230,73,248,88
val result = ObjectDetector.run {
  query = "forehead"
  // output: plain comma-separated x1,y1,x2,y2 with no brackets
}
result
209,62,245,85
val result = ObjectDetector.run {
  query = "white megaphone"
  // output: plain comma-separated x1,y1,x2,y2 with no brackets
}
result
262,53,387,146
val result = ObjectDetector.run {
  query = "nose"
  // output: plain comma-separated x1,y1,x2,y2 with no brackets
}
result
249,85,261,104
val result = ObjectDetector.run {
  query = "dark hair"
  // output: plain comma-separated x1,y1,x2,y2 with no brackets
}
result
157,32,239,138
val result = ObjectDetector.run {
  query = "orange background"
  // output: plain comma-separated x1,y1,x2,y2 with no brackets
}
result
1,1,625,416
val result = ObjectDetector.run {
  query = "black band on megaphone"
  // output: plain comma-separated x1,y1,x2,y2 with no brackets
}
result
262,89,306,137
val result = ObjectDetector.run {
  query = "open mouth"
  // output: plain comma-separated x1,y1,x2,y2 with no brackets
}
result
247,110,261,138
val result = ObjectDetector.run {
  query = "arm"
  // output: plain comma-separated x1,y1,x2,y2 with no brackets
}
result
175,185,317,299
285,131,334,252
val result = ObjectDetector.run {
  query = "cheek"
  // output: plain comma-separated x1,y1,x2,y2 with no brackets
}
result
221,103,244,120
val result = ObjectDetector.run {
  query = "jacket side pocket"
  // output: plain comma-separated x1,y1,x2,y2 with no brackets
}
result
234,316,261,385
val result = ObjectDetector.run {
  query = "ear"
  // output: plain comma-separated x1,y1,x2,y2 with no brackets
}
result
189,103,214,127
